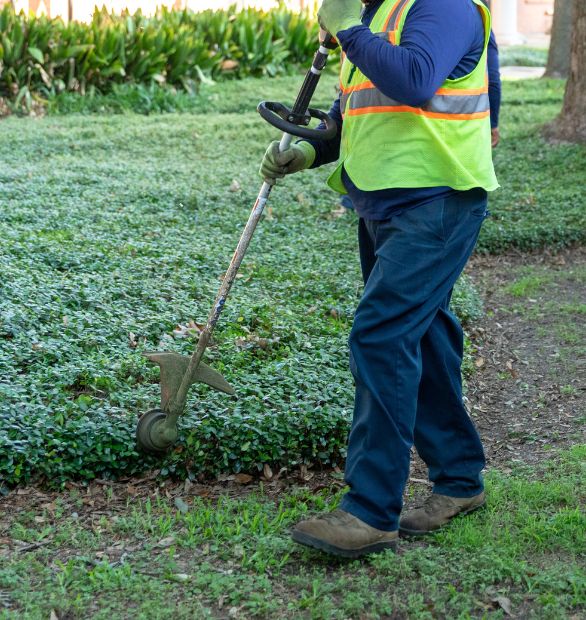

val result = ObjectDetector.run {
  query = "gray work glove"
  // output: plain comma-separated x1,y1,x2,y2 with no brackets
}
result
259,141,316,185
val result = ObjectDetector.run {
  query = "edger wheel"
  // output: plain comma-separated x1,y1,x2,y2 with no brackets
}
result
136,409,174,455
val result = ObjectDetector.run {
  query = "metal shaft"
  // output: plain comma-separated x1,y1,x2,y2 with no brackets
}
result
165,36,337,421
166,135,292,418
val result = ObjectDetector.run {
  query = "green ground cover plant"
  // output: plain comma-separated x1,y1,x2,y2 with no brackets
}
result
1,446,584,618
48,74,586,250
0,77,584,486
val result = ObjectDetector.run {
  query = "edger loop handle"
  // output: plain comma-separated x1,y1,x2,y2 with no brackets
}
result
257,30,338,142
257,101,337,140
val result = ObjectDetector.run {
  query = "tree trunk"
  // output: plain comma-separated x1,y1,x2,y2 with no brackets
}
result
544,0,573,78
545,0,586,143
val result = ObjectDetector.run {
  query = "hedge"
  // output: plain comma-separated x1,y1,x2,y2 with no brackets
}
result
0,4,320,110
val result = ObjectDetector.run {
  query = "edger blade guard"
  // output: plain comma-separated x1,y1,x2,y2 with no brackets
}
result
144,351,235,412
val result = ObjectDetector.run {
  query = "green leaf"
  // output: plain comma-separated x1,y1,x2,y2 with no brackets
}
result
28,46,44,63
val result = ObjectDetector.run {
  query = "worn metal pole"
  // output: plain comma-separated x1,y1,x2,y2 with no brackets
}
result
165,133,293,422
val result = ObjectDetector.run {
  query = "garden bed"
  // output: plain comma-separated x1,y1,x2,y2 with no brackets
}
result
0,77,584,487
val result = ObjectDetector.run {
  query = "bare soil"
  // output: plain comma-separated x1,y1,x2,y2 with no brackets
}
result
466,247,584,469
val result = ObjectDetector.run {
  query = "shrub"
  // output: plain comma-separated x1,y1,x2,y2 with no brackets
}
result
0,4,321,111
499,46,548,68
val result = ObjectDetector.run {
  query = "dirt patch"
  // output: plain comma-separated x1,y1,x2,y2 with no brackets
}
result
465,247,585,470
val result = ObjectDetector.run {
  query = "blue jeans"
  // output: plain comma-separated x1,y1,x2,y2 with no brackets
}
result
340,190,488,532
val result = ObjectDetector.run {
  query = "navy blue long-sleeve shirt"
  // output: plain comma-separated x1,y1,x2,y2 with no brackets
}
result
306,0,500,220
487,31,501,129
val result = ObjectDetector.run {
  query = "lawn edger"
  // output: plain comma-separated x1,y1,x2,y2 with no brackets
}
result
135,31,339,455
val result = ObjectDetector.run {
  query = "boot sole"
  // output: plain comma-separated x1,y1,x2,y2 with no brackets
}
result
399,501,486,538
291,530,397,559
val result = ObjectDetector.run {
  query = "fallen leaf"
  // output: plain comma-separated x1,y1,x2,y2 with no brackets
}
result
234,473,253,484
188,320,205,333
156,536,175,548
170,573,190,583
492,595,512,616
229,179,241,192
330,206,347,219
475,357,486,368
263,463,273,480
174,497,189,514
172,323,203,339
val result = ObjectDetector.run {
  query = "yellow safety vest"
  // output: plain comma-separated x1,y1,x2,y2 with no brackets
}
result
328,0,499,193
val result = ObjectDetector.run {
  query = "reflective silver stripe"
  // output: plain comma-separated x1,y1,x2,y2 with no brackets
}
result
423,93,490,115
384,0,412,32
346,88,490,116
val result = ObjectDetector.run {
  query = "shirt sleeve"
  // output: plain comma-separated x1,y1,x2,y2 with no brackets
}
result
487,30,501,129
336,0,481,107
299,94,343,168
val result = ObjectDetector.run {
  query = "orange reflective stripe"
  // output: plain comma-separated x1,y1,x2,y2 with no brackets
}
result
435,85,488,96
389,30,396,44
340,80,375,94
436,74,488,96
343,76,487,98
346,105,490,121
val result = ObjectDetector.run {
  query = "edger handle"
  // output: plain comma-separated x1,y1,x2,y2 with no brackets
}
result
257,102,337,140
257,30,339,141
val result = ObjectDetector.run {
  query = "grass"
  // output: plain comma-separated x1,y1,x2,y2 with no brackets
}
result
0,74,585,485
1,445,584,618
502,262,586,383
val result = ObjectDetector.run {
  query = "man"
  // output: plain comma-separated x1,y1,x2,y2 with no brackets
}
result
260,0,498,558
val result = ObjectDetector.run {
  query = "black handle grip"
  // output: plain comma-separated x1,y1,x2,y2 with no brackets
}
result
257,101,337,141
319,30,339,50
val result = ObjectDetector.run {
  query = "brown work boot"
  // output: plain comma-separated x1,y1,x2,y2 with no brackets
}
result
399,492,485,537
292,509,398,558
